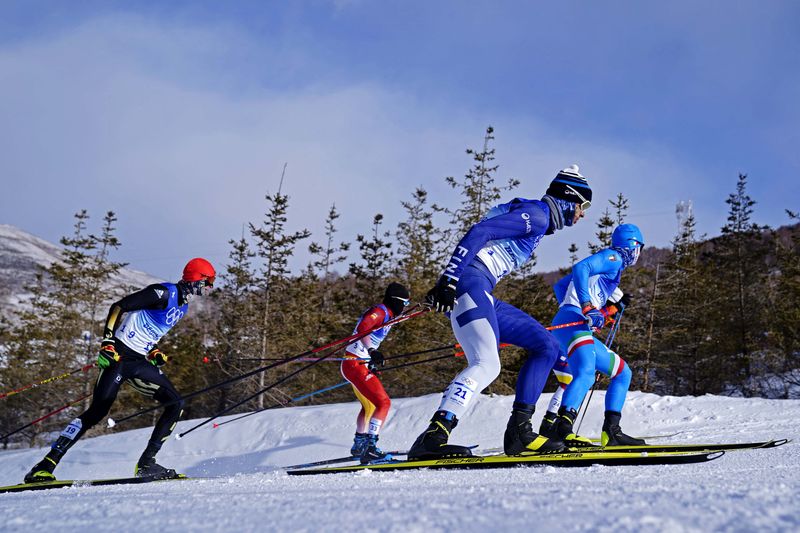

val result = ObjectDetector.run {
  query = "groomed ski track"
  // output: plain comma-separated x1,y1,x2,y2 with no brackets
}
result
1,391,798,532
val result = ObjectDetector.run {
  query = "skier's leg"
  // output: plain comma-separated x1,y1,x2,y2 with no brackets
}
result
127,362,184,478
409,269,497,459
592,344,644,445
498,302,564,454
24,365,123,482
341,359,372,452
437,282,501,417
347,369,391,463
540,351,572,436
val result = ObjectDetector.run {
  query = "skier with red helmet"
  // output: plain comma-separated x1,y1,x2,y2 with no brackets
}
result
24,258,216,483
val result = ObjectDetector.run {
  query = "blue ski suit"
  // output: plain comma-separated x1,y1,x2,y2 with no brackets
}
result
436,198,561,417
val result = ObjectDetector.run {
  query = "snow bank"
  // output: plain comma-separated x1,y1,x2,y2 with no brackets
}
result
1,391,798,532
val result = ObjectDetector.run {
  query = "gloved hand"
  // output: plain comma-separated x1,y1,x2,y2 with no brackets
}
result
147,348,169,367
97,339,120,369
600,306,617,327
367,349,385,372
426,276,457,313
581,303,606,330
615,293,632,312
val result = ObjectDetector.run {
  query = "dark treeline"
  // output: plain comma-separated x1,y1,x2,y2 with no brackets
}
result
2,127,799,448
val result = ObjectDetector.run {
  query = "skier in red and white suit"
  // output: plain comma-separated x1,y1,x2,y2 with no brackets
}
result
341,282,410,463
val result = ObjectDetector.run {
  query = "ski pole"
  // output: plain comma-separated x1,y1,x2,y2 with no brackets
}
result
213,345,459,430
174,307,428,438
575,308,624,433
213,380,352,428
1,392,93,441
1,363,97,400
109,306,429,428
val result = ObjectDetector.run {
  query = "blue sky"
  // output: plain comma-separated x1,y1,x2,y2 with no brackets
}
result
1,1,798,281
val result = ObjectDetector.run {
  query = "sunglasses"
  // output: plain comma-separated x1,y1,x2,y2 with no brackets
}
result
203,276,216,288
565,185,592,210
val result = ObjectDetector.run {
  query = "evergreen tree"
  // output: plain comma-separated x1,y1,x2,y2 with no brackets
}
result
306,203,352,342
767,210,800,388
589,207,615,253
712,174,770,384
349,213,393,305
435,126,519,247
610,193,629,224
568,243,580,265
249,179,311,408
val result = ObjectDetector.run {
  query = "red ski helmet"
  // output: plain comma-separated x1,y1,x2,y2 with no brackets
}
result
182,258,216,286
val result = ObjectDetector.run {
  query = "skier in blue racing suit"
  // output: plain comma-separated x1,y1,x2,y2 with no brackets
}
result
24,258,216,483
408,165,593,459
536,224,646,447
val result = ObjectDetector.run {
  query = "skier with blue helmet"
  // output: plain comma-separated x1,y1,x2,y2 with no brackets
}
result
535,223,646,447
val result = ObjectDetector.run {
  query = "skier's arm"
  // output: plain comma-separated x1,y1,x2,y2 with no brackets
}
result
442,204,549,282
101,284,171,339
553,274,573,303
571,251,620,307
354,306,388,351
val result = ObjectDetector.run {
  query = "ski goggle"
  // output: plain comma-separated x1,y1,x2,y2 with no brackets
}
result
565,185,591,210
392,296,411,307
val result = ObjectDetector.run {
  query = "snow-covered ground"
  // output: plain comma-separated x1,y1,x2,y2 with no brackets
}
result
1,391,798,532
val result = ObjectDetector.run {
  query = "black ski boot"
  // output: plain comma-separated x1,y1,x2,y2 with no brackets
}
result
360,434,388,464
407,411,474,460
504,403,565,455
135,441,180,479
23,435,71,483
538,410,559,439
601,410,646,446
555,407,597,448
350,432,369,457
135,460,180,479
24,456,58,483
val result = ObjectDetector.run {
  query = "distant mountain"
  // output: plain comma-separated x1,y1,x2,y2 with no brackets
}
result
0,224,161,318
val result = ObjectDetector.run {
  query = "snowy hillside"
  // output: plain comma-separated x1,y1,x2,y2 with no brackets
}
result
0,224,160,315
1,391,798,531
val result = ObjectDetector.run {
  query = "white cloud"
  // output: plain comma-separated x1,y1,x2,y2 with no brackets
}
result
0,13,721,279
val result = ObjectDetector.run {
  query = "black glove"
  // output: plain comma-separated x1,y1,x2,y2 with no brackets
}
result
367,349,385,372
426,276,457,313
618,293,632,311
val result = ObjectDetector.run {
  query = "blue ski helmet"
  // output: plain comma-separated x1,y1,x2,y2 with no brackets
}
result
611,224,645,250
611,224,645,268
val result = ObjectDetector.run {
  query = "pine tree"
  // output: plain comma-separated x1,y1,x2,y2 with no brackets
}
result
767,210,800,389
589,207,615,253
714,174,770,384
306,203,352,341
435,126,519,247
348,213,393,303
249,174,311,408
610,193,629,224
1,210,127,444
568,243,580,265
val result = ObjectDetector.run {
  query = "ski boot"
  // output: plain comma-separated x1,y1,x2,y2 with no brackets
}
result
24,456,58,483
538,411,559,438
601,410,646,446
350,432,369,457
135,460,180,479
554,407,597,448
407,411,474,460
23,435,71,483
504,403,565,455
360,434,389,464
135,441,181,479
